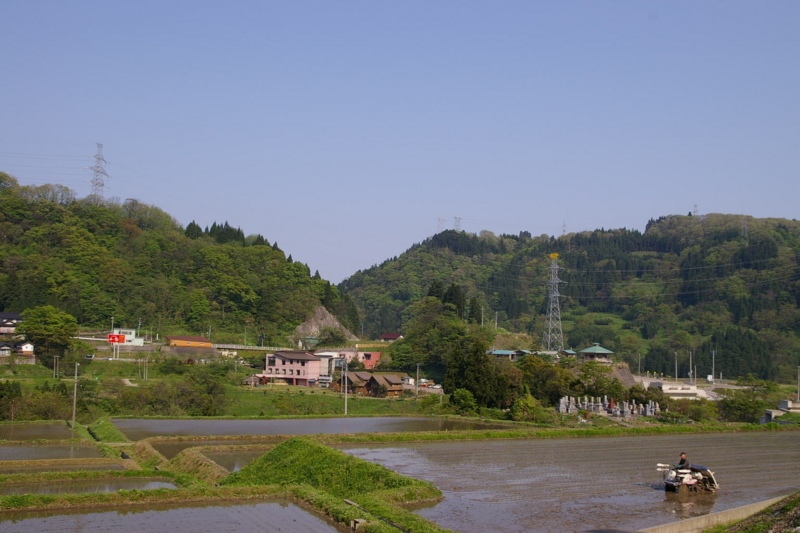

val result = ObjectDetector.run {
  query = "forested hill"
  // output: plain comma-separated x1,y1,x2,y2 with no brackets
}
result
0,173,358,344
340,214,800,382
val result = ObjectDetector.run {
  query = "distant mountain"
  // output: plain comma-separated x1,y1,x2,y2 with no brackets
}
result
0,172,358,345
339,214,800,381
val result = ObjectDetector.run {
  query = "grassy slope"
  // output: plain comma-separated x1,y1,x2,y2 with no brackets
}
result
220,437,449,533
704,491,800,532
221,437,427,497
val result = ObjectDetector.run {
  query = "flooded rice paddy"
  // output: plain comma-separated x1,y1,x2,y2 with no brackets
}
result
203,451,268,472
0,500,348,533
113,416,510,440
0,478,177,495
0,424,73,441
340,431,800,533
151,438,278,460
0,462,124,475
0,445,103,462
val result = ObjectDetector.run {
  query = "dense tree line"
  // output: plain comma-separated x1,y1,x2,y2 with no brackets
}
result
0,173,358,345
342,214,800,382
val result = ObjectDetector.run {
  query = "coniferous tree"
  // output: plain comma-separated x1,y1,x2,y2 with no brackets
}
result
427,280,444,300
185,221,203,239
443,283,466,317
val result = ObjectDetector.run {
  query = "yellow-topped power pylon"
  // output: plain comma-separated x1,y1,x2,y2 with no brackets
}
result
542,253,564,351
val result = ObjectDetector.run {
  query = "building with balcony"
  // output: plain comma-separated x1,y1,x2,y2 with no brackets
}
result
259,351,321,386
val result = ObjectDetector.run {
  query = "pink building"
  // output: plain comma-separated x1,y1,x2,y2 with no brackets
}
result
259,351,321,386
360,351,381,370
314,350,381,370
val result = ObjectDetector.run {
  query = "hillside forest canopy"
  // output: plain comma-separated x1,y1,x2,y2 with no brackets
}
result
0,172,359,346
1,172,799,384
340,217,800,384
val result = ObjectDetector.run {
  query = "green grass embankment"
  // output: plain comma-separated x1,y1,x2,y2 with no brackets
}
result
703,491,800,532
165,448,229,485
88,418,131,443
221,437,449,532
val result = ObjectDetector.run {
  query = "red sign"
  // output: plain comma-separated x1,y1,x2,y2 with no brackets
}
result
107,334,126,343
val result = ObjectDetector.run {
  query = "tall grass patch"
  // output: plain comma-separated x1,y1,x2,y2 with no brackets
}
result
221,437,431,497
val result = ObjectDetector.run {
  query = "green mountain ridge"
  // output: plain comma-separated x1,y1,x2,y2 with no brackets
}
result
339,213,800,382
0,172,358,345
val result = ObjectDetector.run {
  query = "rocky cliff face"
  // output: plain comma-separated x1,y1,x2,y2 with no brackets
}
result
293,306,358,341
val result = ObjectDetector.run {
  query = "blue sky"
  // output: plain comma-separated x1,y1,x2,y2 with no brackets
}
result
2,2,798,282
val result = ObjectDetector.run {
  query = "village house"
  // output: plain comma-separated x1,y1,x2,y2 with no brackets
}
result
379,333,402,342
579,343,614,363
336,371,372,395
333,371,408,397
366,374,404,397
314,350,381,370
259,351,321,387
0,312,22,335
0,341,35,364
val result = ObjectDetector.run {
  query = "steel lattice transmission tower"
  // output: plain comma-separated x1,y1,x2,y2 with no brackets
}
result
542,253,565,351
89,143,110,201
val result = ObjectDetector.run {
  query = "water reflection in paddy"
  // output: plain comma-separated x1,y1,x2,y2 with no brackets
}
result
204,451,267,472
0,500,348,533
0,463,124,475
0,424,74,441
340,431,800,533
0,478,176,495
0,445,102,462
151,439,278,460
113,416,511,440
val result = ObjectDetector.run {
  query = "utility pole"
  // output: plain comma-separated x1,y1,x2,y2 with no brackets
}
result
797,366,799,403
53,355,59,379
110,316,114,334
712,350,716,384
416,363,420,398
689,350,693,384
637,353,641,375
674,352,678,382
343,363,348,416
71,363,80,429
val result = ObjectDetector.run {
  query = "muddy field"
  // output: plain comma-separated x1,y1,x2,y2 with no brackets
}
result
341,431,800,533
0,500,348,533
113,416,510,440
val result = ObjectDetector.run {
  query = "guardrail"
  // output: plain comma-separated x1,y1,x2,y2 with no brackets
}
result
213,344,293,351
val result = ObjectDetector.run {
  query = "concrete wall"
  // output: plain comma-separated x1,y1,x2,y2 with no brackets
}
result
639,494,789,533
